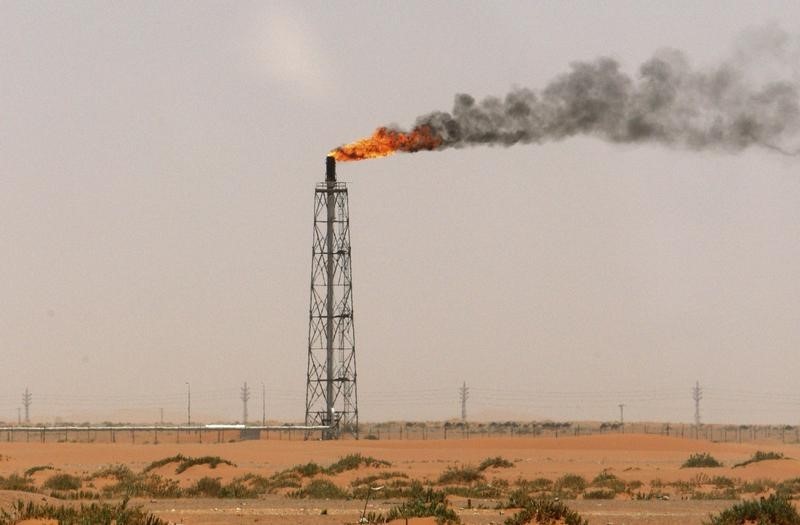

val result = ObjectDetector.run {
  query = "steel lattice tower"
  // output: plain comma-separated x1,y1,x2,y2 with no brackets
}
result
305,156,358,439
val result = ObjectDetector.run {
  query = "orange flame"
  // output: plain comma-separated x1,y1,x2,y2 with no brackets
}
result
330,125,443,161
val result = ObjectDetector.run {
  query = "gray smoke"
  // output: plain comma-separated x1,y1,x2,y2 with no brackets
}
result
415,45,800,156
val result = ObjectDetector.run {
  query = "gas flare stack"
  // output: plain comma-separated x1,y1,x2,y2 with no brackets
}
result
304,156,358,439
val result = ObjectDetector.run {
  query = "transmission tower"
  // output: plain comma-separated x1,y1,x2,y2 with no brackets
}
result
693,381,702,428
459,382,469,421
305,157,358,439
22,388,31,424
240,382,251,425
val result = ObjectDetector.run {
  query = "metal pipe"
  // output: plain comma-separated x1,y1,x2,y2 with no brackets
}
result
0,424,334,432
325,156,336,432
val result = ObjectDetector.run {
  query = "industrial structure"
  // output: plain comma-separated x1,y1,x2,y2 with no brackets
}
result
304,156,358,439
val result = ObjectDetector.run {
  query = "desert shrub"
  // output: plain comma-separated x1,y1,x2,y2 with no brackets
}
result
516,477,554,491
188,477,222,497
361,510,387,524
776,478,800,498
43,473,82,491
351,471,412,499
235,470,302,494
174,455,234,474
479,456,514,471
672,480,697,494
293,462,323,477
710,476,736,489
591,470,626,493
142,454,234,475
24,465,54,477
105,473,182,498
0,473,36,492
351,471,409,487
289,478,350,499
385,485,460,524
690,488,739,500
48,489,101,501
704,494,800,525
267,470,303,490
445,482,503,498
503,498,588,525
682,453,723,468
220,479,257,498
733,451,786,468
650,478,665,488
741,478,777,494
142,454,187,473
325,454,391,474
583,488,616,499
438,465,484,485
554,474,587,498
0,498,168,525
88,464,134,481
627,480,644,491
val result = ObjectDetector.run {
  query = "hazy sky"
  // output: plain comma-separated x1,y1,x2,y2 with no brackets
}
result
2,1,800,425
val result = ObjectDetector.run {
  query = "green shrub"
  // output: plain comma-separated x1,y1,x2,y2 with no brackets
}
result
733,451,786,469
105,473,182,499
142,454,234,474
741,478,776,494
516,477,554,491
682,453,723,468
0,473,36,492
554,474,587,498
710,476,736,489
289,478,350,499
704,494,800,525
478,456,514,471
0,498,168,525
142,454,187,473
438,465,484,485
189,477,223,497
219,479,257,499
776,478,800,498
325,454,391,474
174,456,235,474
351,471,409,487
294,462,323,477
590,470,626,493
43,473,82,491
583,488,616,499
503,498,588,525
88,464,134,481
24,465,54,477
690,488,739,500
445,482,503,498
385,485,460,524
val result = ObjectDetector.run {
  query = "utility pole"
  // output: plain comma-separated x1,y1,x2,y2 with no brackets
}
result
17,407,21,425
618,404,625,433
185,382,191,426
261,382,266,427
240,382,251,425
693,381,702,433
22,388,32,424
459,382,469,422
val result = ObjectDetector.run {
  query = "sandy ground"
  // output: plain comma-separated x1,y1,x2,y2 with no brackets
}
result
1,433,799,524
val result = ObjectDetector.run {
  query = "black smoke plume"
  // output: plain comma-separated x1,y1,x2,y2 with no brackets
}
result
414,42,800,156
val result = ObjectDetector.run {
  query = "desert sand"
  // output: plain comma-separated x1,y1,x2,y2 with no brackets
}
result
1,433,799,524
